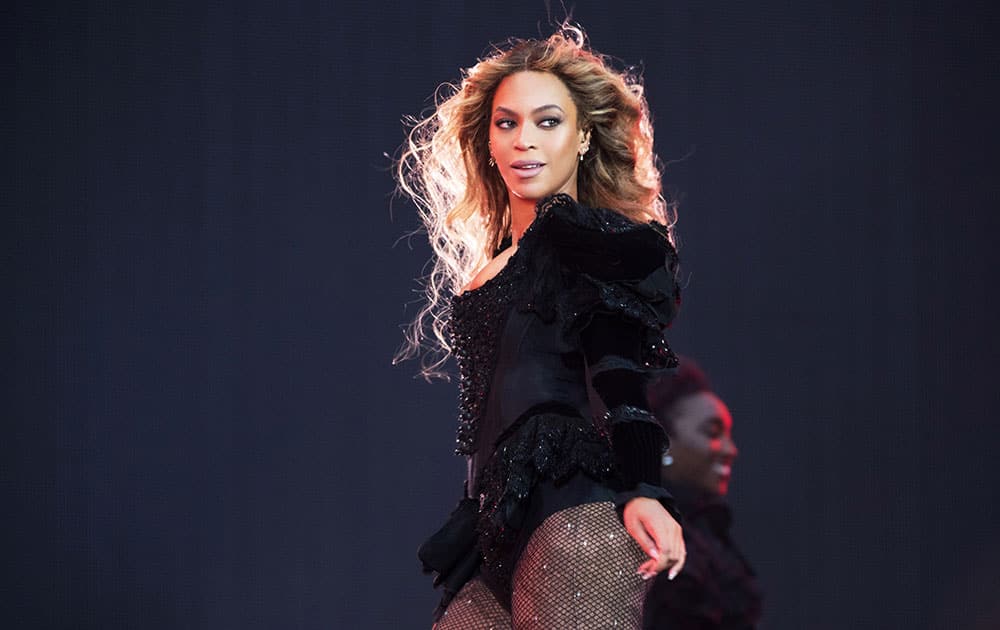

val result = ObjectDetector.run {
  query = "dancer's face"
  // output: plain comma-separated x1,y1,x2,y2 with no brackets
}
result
489,71,589,206
662,392,738,496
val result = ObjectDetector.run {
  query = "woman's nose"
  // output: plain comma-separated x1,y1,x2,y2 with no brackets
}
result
514,126,537,150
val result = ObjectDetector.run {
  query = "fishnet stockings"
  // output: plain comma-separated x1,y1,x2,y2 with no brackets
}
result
434,501,650,629
434,577,510,630
511,501,649,628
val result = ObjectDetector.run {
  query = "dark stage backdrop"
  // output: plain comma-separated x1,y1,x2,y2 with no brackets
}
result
7,1,999,628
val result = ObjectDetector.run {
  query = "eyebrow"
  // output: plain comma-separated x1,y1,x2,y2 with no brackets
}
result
493,104,566,116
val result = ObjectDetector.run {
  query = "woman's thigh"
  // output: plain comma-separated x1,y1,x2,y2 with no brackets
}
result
511,501,650,629
434,577,511,630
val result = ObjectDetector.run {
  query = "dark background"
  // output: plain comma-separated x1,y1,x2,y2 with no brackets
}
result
7,1,999,628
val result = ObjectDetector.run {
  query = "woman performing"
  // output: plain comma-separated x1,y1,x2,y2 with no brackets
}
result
397,25,686,628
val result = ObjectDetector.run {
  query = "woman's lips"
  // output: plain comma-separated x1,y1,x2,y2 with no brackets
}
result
510,161,545,178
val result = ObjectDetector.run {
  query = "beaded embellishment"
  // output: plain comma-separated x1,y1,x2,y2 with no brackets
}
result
450,255,524,455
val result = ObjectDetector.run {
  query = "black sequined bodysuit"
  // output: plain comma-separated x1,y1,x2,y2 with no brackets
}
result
419,194,682,617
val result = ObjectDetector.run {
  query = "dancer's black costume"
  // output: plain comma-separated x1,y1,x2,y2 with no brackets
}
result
643,484,762,629
419,194,682,628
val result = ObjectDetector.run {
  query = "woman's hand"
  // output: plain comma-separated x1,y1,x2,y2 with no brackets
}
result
622,496,685,581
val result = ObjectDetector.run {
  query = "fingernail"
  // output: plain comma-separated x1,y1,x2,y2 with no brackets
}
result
648,548,660,560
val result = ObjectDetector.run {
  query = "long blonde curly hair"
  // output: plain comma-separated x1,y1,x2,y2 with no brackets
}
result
396,25,675,379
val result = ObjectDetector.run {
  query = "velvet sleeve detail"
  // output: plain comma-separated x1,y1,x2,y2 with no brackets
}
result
516,194,683,521
610,418,665,487
583,316,667,489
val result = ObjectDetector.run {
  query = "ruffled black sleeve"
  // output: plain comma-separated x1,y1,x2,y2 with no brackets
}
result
582,315,666,487
519,194,682,519
583,312,681,522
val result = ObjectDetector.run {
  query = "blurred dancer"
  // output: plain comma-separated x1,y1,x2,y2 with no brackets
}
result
643,359,762,629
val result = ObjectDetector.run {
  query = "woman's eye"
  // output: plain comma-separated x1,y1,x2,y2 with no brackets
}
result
538,117,562,128
494,119,515,129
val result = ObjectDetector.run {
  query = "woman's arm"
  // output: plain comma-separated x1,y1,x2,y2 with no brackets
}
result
582,314,686,580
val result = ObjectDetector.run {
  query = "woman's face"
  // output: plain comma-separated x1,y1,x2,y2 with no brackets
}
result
489,71,589,207
662,392,739,497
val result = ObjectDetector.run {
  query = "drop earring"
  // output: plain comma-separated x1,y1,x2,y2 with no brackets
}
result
662,453,673,466
488,155,496,167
